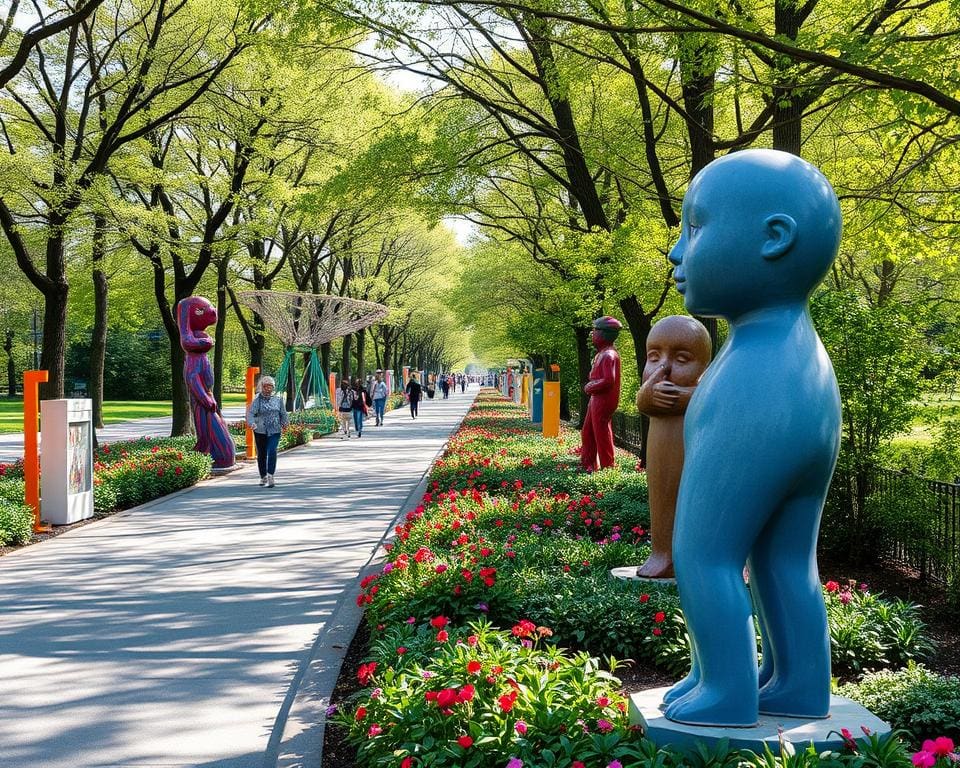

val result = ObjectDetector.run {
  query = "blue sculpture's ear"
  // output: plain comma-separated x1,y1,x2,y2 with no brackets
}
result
761,214,797,260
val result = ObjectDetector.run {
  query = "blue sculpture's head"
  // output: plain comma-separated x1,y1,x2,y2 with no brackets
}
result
668,149,842,319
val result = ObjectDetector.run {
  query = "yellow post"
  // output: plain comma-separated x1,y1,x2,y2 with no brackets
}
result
245,366,259,460
543,374,560,439
23,370,49,532
520,372,530,408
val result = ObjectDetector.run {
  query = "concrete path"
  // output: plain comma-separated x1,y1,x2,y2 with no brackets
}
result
0,407,249,464
0,389,476,768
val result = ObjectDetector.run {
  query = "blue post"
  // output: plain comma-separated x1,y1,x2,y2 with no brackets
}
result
531,369,545,424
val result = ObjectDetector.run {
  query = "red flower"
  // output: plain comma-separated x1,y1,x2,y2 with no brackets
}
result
355,706,367,720
457,735,474,748
458,684,476,702
498,690,518,711
653,628,663,636
467,660,482,674
653,611,666,623
436,687,459,708
436,630,449,642
401,758,413,768
511,619,536,638
357,662,377,684
639,594,650,604
430,615,449,629
825,580,840,593
397,646,407,655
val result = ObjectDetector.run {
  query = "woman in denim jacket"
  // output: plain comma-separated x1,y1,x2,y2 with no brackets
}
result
246,376,289,487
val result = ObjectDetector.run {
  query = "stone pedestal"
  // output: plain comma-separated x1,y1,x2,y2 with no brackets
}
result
609,566,677,586
630,686,891,753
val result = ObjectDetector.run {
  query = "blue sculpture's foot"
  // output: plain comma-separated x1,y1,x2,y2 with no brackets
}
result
759,679,829,719
663,671,699,705
664,685,759,727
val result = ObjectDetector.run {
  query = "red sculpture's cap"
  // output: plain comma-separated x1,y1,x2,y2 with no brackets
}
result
593,316,623,330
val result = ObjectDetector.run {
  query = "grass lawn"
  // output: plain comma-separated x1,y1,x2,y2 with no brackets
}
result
0,392,247,434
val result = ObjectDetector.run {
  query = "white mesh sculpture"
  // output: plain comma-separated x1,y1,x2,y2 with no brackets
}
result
236,291,389,347
236,291,389,415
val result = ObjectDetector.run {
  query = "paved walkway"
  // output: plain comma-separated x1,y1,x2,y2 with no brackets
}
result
0,389,476,768
0,407,249,464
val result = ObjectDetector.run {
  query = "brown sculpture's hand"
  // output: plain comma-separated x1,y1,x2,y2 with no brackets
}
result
652,381,697,412
637,365,672,414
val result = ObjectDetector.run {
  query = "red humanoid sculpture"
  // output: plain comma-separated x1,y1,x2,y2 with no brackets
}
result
177,296,235,469
580,316,622,471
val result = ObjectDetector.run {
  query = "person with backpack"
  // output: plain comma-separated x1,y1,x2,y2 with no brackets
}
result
405,373,422,419
352,378,371,437
337,380,355,438
245,375,289,487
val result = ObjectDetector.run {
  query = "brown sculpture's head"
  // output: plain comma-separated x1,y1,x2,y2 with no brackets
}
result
177,296,217,353
591,316,622,350
643,315,712,386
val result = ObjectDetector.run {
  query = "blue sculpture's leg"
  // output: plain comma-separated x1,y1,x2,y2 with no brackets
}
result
754,582,774,689
665,489,781,726
663,639,700,704
751,494,831,718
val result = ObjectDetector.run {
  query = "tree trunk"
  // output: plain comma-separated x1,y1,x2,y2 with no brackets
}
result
619,294,654,464
574,325,591,429
320,342,331,382
90,213,108,428
39,230,68,400
4,329,14,396
213,257,229,409
341,333,352,381
355,328,366,378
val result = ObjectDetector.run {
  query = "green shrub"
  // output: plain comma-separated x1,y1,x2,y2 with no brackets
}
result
838,663,960,743
94,446,211,512
825,583,935,673
0,479,32,545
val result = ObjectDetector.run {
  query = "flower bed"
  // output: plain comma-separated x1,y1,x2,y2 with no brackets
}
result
332,389,947,767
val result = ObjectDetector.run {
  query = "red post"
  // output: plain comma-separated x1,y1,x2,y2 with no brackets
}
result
23,370,49,532
245,366,259,460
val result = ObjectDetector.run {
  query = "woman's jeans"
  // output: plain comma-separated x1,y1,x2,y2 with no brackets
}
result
254,431,281,477
374,397,386,423
410,400,418,417
353,408,364,433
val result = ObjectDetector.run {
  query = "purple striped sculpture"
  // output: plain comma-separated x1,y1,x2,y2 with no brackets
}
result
177,296,235,468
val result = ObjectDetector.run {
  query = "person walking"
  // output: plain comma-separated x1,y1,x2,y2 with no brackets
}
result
405,373,422,419
372,372,388,426
336,380,355,438
246,375,289,488
352,379,371,437
460,374,466,394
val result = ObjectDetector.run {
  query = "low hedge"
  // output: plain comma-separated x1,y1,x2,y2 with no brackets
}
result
839,663,960,743
0,477,32,545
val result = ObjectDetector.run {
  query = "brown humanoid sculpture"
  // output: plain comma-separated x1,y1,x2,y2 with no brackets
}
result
635,315,712,579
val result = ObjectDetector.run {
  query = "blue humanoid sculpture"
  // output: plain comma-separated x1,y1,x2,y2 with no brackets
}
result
664,149,842,727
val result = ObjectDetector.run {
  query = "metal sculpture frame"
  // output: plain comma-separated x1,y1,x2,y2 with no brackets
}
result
237,291,389,423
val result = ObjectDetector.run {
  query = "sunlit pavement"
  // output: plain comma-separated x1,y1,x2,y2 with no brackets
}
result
0,388,477,768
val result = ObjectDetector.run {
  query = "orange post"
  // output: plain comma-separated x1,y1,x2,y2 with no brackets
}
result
245,366,259,460
328,372,337,406
23,370,49,532
543,364,561,439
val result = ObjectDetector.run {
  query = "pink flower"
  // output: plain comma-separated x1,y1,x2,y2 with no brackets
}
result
607,762,623,768
597,718,614,733
515,720,527,735
367,723,382,737
924,738,956,757
506,759,523,768
913,751,936,768
839,591,852,605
